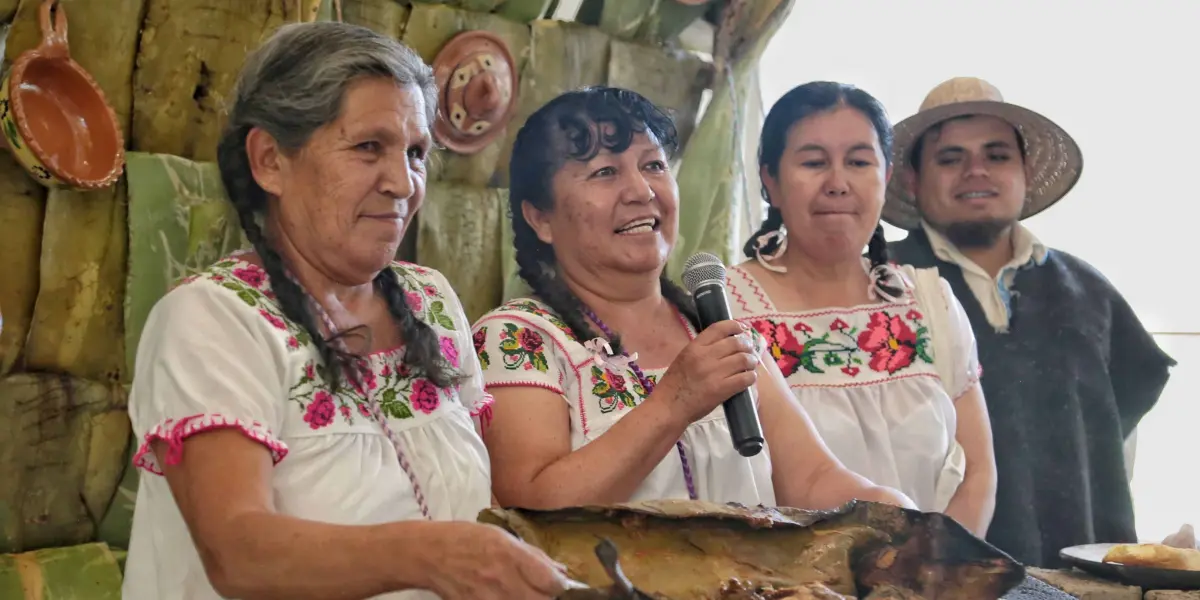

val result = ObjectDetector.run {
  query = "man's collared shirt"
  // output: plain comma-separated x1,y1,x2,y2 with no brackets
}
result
921,221,1048,333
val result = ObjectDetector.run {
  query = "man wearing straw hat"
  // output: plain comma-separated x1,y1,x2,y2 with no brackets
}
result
886,77,1175,568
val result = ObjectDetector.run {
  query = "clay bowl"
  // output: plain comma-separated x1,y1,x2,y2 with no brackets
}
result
0,0,124,189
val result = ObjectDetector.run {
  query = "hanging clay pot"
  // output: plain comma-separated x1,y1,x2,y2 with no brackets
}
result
431,31,519,156
0,0,125,190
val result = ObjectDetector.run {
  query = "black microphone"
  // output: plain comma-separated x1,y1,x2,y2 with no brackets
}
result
681,252,765,458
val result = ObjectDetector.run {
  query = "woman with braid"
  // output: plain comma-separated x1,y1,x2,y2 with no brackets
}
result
123,23,572,600
472,87,914,511
725,82,997,536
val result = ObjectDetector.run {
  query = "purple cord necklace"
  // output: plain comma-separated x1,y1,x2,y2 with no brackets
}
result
580,306,698,501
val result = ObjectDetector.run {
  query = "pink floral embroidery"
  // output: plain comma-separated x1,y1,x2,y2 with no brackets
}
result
857,312,918,374
423,285,437,297
830,318,849,331
906,309,924,321
358,403,371,417
287,336,300,349
381,364,392,377
440,336,459,368
406,291,424,311
793,321,813,333
260,309,287,330
232,266,265,288
304,364,316,380
841,366,861,377
304,391,336,429
411,379,440,414
339,405,352,419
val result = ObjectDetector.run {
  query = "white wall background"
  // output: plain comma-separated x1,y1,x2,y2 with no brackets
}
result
759,0,1197,542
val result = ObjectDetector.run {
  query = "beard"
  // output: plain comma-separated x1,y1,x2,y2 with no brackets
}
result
926,217,1014,249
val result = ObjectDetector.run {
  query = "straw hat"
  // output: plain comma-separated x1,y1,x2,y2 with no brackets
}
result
882,77,1083,231
431,31,518,155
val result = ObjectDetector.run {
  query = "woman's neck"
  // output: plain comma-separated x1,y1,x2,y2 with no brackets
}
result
560,266,665,327
771,250,873,309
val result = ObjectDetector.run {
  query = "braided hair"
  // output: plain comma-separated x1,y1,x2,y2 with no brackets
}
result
508,87,698,353
216,22,460,391
743,81,900,299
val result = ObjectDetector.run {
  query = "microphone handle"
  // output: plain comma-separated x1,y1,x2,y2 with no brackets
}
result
692,282,765,458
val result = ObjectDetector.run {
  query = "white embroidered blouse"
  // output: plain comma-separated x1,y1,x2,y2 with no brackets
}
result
123,255,493,600
725,264,981,512
471,298,776,505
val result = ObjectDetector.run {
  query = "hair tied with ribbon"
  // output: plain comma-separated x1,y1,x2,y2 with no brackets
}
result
583,338,638,370
868,263,909,303
753,227,789,273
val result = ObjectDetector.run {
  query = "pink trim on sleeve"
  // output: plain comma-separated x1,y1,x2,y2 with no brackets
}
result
469,392,496,436
133,414,289,475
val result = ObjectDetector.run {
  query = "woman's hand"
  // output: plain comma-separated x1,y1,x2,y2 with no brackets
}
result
421,523,575,600
654,320,759,426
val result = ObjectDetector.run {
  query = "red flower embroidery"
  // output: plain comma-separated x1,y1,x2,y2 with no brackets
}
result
405,291,423,311
358,403,372,417
841,366,860,377
906,309,923,321
286,336,299,349
381,364,392,377
857,312,917,374
304,364,316,380
411,379,440,414
339,405,351,419
232,266,265,288
304,391,336,429
793,321,813,333
423,285,437,297
751,319,805,377
830,318,849,331
440,336,459,368
518,329,543,352
259,309,287,330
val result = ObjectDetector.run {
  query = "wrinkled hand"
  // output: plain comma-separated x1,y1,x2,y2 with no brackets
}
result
424,523,577,600
655,320,760,426
1163,524,1197,549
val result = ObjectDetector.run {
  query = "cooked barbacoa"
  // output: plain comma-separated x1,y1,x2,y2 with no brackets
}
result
478,499,1025,600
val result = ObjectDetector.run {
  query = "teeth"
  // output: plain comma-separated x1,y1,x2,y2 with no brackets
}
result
958,191,994,199
617,218,656,233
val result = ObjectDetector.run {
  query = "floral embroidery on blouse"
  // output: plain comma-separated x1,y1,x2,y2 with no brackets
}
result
591,366,658,413
497,299,577,340
180,256,460,428
749,308,932,379
473,327,490,370
498,323,550,372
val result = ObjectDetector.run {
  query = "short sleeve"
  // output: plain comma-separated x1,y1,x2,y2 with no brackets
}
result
423,268,495,433
939,278,983,400
471,308,569,399
129,281,290,475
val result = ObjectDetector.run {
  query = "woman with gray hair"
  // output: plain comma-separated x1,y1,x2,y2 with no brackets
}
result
122,22,569,600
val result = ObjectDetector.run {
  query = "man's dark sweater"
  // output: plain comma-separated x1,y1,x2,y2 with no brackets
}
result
890,229,1175,568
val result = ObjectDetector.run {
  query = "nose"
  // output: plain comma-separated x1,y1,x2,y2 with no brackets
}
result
380,154,419,200
823,164,850,196
963,152,991,179
619,168,655,204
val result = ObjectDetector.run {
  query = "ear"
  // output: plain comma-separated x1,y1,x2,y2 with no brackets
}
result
520,200,554,245
760,164,780,207
884,164,894,185
246,127,285,197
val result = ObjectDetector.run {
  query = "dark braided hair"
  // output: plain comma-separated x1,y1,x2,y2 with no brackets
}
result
508,87,699,353
743,81,900,298
216,21,460,391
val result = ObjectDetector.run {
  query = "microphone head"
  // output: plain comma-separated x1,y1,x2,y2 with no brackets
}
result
681,252,727,294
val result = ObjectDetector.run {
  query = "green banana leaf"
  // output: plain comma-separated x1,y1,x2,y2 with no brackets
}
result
0,543,123,599
667,0,795,282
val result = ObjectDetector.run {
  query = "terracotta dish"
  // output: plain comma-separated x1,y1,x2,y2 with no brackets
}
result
431,30,518,155
0,0,125,189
